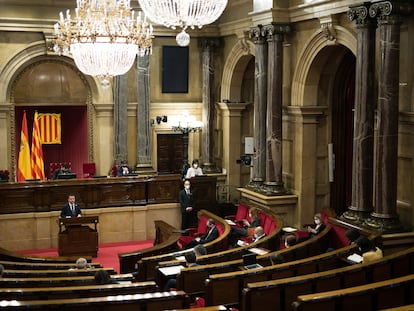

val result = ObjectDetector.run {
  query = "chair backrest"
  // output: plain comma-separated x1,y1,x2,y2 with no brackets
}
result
111,165,118,177
82,163,96,178
0,170,9,181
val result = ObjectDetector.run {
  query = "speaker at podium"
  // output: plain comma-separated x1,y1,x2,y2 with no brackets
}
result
58,216,99,257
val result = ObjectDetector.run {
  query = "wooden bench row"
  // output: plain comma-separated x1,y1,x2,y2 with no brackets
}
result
0,259,102,270
168,225,335,296
203,241,354,306
0,281,158,300
2,267,116,278
291,274,414,311
137,206,283,281
239,245,414,311
118,220,182,274
0,273,135,288
0,290,190,311
134,209,233,280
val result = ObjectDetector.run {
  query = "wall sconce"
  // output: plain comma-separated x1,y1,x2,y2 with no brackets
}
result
156,115,168,124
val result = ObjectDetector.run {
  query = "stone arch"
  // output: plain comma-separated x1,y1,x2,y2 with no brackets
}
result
0,41,101,177
220,38,255,102
291,26,356,107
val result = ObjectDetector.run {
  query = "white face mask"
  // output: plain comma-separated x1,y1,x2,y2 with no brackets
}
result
193,164,198,169
184,185,190,190
254,234,258,239
315,219,321,225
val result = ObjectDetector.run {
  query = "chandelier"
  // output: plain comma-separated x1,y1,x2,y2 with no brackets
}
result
171,110,203,134
53,0,154,86
137,0,227,47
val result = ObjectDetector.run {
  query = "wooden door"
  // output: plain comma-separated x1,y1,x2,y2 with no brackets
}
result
157,134,184,174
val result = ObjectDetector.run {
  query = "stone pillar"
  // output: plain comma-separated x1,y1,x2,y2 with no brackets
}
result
365,1,411,232
248,25,268,189
262,23,290,195
342,3,376,224
200,38,220,173
218,102,249,202
113,75,128,165
136,55,154,173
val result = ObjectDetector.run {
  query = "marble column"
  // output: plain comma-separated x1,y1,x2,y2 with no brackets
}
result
341,3,376,224
365,1,411,232
248,25,268,189
218,102,249,202
136,55,154,172
261,23,290,195
200,38,220,173
113,75,128,165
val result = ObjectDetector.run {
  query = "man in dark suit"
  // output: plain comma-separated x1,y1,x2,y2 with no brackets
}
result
60,194,82,218
117,160,133,176
53,163,71,180
179,179,196,230
185,218,219,249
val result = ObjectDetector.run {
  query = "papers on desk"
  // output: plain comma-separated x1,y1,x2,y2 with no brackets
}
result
282,227,298,233
248,247,269,256
158,265,184,276
175,256,186,261
347,253,363,264
225,219,236,226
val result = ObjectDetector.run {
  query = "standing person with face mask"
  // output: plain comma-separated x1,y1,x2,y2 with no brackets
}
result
179,179,197,230
306,213,326,238
185,159,203,179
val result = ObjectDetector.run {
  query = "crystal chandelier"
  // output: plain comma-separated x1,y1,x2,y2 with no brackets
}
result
54,0,154,86
137,0,227,47
172,110,203,134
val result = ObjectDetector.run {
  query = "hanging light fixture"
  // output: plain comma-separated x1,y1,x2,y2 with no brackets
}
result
137,0,227,47
53,0,154,86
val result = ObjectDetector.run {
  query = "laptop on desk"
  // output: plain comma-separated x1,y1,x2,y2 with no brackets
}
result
242,253,263,270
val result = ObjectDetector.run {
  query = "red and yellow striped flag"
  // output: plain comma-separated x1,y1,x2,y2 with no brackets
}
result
38,113,61,144
17,111,32,181
31,111,45,180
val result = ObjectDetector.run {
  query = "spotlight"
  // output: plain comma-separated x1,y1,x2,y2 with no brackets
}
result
162,115,167,123
156,116,162,124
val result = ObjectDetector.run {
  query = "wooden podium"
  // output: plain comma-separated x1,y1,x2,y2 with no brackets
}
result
58,216,99,257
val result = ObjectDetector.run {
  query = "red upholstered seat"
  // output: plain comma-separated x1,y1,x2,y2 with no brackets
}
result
83,162,96,178
111,165,118,177
190,297,205,308
178,216,218,249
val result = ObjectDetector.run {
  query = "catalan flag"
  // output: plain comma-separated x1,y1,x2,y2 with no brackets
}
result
37,113,61,144
17,111,32,181
31,111,45,180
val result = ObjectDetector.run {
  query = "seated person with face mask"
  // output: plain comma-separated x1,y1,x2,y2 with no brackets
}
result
185,159,203,179
185,218,219,249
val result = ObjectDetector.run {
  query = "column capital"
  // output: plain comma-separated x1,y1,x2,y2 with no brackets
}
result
262,23,291,41
217,102,249,117
348,3,377,27
369,1,413,24
199,37,221,51
249,25,267,45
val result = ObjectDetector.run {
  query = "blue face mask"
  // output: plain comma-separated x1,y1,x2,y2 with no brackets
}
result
254,234,258,239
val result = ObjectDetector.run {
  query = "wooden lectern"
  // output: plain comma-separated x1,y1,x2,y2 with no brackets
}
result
58,216,99,257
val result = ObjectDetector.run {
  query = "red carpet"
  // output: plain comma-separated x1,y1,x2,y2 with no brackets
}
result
17,239,154,273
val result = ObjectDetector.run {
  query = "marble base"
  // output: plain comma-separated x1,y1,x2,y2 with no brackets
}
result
260,181,289,196
340,208,372,225
364,214,405,233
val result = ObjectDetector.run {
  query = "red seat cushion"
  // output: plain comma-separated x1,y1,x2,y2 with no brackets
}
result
235,204,249,221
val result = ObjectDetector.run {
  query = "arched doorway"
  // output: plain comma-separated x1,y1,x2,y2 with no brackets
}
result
13,59,90,179
330,49,356,215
